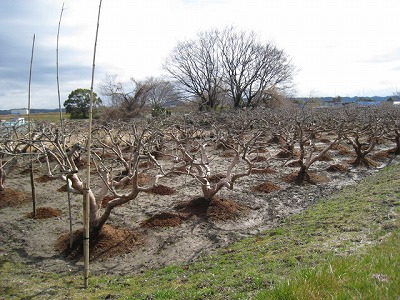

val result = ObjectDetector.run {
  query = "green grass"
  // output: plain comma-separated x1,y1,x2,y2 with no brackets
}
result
1,112,70,121
1,163,399,299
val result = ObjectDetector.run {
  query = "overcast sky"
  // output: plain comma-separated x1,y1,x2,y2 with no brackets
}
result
1,0,399,110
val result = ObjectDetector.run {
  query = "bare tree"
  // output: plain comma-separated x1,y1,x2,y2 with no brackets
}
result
169,112,262,202
286,107,342,183
381,104,400,154
252,86,294,109
64,120,172,231
342,105,383,167
164,27,295,110
219,27,294,108
164,29,224,111
0,122,35,190
11,119,172,232
143,77,182,108
100,75,152,119
0,155,17,191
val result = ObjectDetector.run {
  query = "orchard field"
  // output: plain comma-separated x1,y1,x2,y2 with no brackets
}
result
0,104,399,298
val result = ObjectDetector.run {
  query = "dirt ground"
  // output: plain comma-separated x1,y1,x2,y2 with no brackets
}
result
0,142,398,276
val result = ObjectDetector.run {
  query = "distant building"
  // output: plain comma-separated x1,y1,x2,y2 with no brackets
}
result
1,117,25,127
393,101,400,105
10,108,28,115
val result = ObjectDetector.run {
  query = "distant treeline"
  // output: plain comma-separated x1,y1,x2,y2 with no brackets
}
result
295,96,396,103
0,108,65,115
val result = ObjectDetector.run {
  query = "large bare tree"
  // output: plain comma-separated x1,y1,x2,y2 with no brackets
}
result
100,75,153,119
164,27,295,110
164,29,223,111
219,27,294,108
143,77,182,108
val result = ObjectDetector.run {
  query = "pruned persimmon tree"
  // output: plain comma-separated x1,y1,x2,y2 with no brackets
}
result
170,111,262,202
266,107,299,160
21,119,172,232
0,121,34,190
67,119,174,231
0,155,17,191
342,105,383,167
283,107,343,183
381,104,400,154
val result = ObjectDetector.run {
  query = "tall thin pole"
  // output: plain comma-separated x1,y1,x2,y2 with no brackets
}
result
28,34,36,218
83,0,103,289
56,2,73,252
56,3,65,138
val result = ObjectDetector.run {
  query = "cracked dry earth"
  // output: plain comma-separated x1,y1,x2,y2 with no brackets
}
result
0,143,398,276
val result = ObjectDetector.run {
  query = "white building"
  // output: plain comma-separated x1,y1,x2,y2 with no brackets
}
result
10,108,28,115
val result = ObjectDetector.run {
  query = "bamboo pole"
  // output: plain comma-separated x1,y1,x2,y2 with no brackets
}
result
56,3,65,139
56,2,73,250
28,34,36,218
83,0,103,289
83,184,90,288
67,178,73,249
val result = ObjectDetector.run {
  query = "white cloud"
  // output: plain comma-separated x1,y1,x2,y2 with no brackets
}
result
1,0,399,109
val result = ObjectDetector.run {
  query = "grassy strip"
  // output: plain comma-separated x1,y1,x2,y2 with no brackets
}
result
257,231,400,299
1,164,399,299
1,112,70,121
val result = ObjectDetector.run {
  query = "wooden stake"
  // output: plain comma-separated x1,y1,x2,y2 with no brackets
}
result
67,178,73,249
56,3,65,140
30,164,36,217
28,34,36,218
83,183,90,288
83,0,103,289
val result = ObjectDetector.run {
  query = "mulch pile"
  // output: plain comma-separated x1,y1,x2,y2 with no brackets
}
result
140,212,183,228
35,175,58,183
55,224,141,261
332,144,352,155
252,167,277,174
26,207,62,219
57,184,69,192
0,188,31,208
282,172,329,185
147,184,176,195
140,197,245,228
252,181,281,193
372,150,392,161
175,197,246,221
327,164,348,172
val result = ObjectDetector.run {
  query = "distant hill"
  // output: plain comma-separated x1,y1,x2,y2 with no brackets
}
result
292,96,399,105
319,96,393,103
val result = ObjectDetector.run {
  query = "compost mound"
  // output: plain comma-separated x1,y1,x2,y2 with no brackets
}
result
327,164,348,172
0,188,31,208
55,224,141,261
282,172,329,185
140,212,183,228
252,181,281,193
252,167,276,174
35,175,57,183
26,207,62,219
147,184,176,195
175,197,246,220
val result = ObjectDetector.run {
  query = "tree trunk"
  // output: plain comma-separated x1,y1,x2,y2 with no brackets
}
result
393,132,400,154
296,164,309,184
201,185,219,201
0,173,4,191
